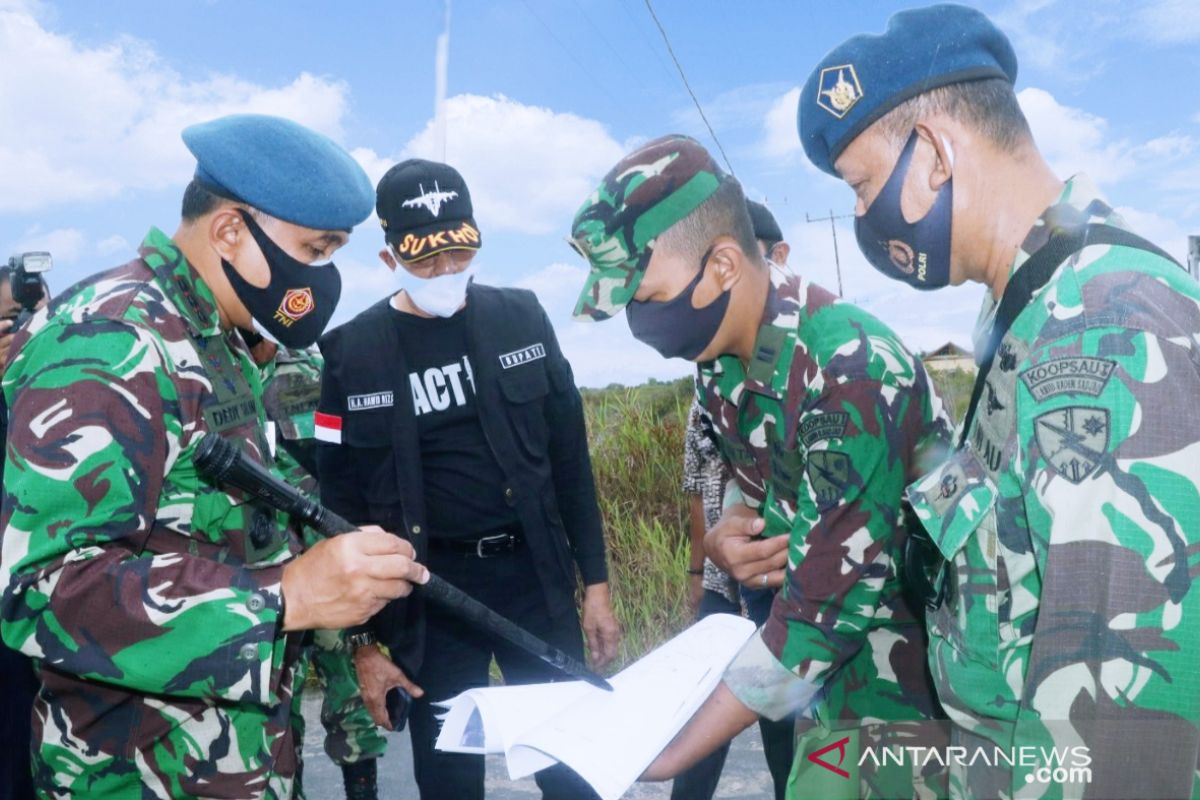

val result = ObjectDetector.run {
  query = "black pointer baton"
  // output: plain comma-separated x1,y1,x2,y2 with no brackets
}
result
193,433,613,692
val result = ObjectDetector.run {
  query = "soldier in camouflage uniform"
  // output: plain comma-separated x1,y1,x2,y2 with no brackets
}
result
802,4,1200,797
0,114,426,799
249,333,389,800
568,134,952,796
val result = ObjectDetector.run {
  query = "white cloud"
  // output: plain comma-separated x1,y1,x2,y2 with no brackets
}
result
12,225,85,264
1018,87,1195,186
0,5,350,212
349,147,394,188
387,94,626,237
1018,88,1132,183
96,234,130,257
1114,205,1192,264
761,87,801,160
514,261,692,387
778,214,985,355
1133,0,1200,43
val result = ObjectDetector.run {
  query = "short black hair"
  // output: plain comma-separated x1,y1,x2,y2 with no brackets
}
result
656,178,762,270
181,180,225,221
181,179,268,224
875,77,1032,153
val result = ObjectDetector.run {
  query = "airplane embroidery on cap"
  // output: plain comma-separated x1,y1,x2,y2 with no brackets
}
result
402,181,459,217
816,64,864,119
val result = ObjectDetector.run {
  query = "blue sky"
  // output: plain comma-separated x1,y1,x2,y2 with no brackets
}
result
2,0,1198,385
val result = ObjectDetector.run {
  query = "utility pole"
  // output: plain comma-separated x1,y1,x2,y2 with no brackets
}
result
805,209,854,298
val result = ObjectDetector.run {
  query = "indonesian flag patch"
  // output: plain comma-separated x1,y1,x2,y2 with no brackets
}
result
314,411,343,444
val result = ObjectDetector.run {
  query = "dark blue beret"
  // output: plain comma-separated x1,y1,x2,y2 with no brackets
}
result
182,114,374,231
799,3,1018,177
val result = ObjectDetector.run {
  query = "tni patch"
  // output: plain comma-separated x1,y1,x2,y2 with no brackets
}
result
1035,407,1109,484
807,451,850,510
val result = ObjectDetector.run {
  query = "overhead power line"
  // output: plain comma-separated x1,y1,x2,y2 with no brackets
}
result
642,0,736,177
519,0,623,111
805,210,855,298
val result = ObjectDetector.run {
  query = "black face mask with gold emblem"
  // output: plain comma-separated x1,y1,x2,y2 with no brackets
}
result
222,209,342,349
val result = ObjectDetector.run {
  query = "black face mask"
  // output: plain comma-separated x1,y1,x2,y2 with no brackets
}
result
222,210,342,349
854,130,953,291
626,249,730,361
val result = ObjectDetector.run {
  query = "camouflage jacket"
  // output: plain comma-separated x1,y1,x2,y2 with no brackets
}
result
0,229,306,799
705,264,952,726
261,345,324,497
908,175,1200,798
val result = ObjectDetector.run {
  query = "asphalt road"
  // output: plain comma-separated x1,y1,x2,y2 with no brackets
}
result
299,690,775,799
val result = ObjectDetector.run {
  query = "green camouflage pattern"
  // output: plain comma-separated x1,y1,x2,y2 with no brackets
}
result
707,264,953,779
261,345,324,498
570,134,721,321
308,629,387,765
259,347,387,770
0,228,307,799
908,175,1200,798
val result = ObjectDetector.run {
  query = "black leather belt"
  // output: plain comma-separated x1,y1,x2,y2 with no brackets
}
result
428,531,524,558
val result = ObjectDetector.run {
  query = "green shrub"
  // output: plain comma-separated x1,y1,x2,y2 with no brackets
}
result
583,378,696,669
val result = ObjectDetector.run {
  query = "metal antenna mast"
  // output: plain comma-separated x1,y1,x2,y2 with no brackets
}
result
805,209,854,297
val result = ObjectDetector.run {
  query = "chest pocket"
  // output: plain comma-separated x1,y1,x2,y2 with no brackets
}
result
168,453,293,567
498,365,549,403
497,365,550,460
909,445,1002,668
341,405,401,509
343,406,395,448
767,437,804,522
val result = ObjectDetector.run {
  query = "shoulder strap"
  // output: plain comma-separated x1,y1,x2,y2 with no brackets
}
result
959,223,1180,443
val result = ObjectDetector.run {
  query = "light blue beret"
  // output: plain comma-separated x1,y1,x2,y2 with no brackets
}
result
182,114,374,231
799,3,1018,177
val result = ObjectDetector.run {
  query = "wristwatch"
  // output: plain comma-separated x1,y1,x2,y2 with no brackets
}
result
347,631,377,652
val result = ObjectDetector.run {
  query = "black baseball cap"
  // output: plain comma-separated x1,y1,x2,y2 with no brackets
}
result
376,159,482,262
746,200,783,245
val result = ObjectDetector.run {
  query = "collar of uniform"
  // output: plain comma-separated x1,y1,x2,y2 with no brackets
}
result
972,173,1116,360
139,227,223,338
742,263,805,399
1011,174,1114,278
697,263,804,404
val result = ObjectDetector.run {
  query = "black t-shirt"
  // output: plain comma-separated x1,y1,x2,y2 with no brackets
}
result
393,306,518,539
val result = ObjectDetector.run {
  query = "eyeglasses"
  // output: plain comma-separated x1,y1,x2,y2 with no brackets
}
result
396,247,475,272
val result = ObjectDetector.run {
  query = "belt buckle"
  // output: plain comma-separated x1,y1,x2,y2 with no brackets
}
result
476,533,510,558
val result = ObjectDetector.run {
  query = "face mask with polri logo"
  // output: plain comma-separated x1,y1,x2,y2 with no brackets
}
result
853,130,953,291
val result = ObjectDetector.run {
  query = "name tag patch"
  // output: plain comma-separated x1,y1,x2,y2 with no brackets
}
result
347,391,394,411
499,343,546,369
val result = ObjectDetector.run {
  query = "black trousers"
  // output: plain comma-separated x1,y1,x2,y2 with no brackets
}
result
670,589,795,800
407,544,599,800
0,642,37,800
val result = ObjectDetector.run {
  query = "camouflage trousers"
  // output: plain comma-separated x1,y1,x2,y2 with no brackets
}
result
291,629,388,798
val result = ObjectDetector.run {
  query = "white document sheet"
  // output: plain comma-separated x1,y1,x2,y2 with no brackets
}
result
434,613,757,800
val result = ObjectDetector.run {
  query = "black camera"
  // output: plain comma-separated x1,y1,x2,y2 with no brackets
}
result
3,251,52,328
